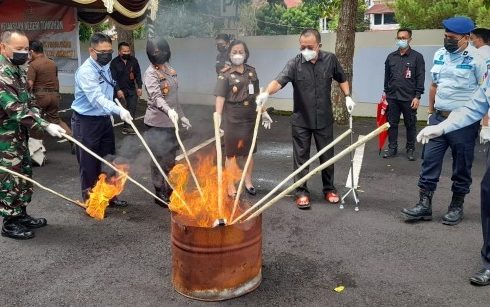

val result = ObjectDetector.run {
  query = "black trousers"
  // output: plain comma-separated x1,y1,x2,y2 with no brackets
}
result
292,124,335,197
122,92,138,129
481,144,490,266
144,126,178,197
71,112,115,199
387,98,417,150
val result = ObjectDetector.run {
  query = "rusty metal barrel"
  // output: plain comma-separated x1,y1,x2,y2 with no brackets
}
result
171,213,262,301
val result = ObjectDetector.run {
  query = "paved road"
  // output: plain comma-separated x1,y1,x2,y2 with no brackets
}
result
1,104,488,306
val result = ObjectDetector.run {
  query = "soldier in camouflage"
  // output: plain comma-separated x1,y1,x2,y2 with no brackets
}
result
0,30,66,240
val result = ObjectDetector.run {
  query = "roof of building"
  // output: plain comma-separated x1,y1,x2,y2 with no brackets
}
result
366,4,394,14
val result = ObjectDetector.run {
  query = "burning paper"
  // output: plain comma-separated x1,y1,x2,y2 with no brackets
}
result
85,163,129,220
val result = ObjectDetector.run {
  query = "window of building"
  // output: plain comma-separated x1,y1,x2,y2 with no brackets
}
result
384,13,397,24
374,14,382,25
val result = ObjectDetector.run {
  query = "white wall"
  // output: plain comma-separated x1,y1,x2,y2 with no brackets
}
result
62,29,445,119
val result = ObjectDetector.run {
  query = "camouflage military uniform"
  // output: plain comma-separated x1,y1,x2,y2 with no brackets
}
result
0,55,48,217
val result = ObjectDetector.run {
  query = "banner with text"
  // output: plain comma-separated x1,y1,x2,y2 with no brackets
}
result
0,0,79,73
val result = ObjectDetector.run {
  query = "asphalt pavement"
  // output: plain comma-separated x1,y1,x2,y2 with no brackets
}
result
1,102,489,306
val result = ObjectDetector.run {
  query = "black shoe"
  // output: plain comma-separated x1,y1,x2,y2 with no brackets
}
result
122,127,136,135
407,149,416,161
154,186,169,208
109,198,129,208
401,189,433,222
16,214,47,229
383,148,397,159
245,186,256,195
1,217,35,240
470,269,490,286
442,193,464,225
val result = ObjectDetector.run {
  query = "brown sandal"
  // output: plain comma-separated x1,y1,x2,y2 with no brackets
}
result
295,195,310,209
325,192,340,204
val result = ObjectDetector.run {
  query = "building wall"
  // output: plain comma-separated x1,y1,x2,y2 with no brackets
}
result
64,29,445,119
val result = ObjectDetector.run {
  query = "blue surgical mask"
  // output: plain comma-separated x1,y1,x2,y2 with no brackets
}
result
396,39,409,49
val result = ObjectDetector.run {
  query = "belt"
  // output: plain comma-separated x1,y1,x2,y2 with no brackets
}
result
33,88,58,93
435,109,451,118
228,100,252,106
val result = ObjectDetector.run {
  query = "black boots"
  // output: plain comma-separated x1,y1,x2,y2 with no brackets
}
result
442,193,464,225
406,149,416,161
1,216,35,239
383,147,397,158
154,186,170,208
16,206,47,229
401,189,433,221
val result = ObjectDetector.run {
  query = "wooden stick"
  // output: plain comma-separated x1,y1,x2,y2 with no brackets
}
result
0,165,86,209
229,107,263,222
213,112,224,217
114,99,191,214
175,132,223,162
63,133,170,207
232,128,351,224
171,115,204,199
243,123,390,222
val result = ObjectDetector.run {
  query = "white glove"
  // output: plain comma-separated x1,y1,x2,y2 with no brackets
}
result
480,126,490,144
119,108,133,124
261,111,273,129
181,117,192,130
167,108,179,124
45,123,66,138
427,113,432,125
345,96,355,113
256,92,269,107
416,125,444,144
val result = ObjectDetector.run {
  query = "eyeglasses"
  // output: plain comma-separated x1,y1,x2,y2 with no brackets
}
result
93,49,113,54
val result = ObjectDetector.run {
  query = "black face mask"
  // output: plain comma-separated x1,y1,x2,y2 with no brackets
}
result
444,37,461,53
217,45,227,53
121,54,130,60
10,52,28,66
152,53,168,65
96,52,112,66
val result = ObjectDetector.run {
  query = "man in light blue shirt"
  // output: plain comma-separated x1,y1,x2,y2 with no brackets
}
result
417,71,490,285
401,16,487,226
71,33,132,205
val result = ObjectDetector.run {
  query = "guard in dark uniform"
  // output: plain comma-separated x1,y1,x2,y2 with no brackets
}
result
214,40,271,197
215,33,231,74
383,28,425,161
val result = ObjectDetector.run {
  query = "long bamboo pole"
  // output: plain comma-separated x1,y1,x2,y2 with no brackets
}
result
63,133,170,208
0,165,86,209
213,112,224,217
232,128,351,224
113,99,191,214
170,115,203,199
243,123,390,222
229,107,263,222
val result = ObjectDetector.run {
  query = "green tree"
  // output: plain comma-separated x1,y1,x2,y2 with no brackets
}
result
394,0,490,29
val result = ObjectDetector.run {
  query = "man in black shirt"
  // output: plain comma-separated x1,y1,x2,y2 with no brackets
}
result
110,42,143,135
383,28,425,161
257,28,355,209
215,34,231,74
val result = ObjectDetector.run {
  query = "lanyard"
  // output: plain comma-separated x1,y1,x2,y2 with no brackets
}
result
90,60,115,88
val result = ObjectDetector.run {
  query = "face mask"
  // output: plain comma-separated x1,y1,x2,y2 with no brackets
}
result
301,48,317,62
230,54,245,66
396,39,409,49
217,45,227,52
444,37,461,53
96,52,112,66
9,51,29,66
121,54,130,60
469,41,475,48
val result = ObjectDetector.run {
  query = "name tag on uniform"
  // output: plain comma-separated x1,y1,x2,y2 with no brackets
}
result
248,83,254,94
456,64,472,69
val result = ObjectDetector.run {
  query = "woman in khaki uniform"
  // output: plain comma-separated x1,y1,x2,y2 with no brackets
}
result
214,40,272,197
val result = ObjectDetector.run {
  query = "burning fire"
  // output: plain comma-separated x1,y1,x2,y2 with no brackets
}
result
85,164,129,220
169,154,244,227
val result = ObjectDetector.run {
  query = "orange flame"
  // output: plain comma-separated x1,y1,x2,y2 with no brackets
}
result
169,154,244,227
85,164,129,220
